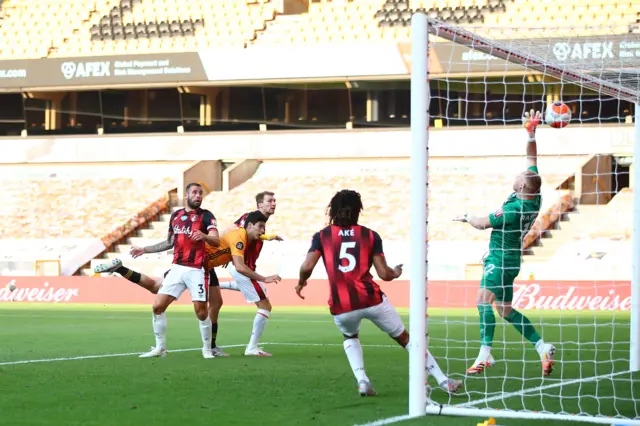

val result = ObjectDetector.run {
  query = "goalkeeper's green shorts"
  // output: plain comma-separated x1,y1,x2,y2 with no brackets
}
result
480,256,520,303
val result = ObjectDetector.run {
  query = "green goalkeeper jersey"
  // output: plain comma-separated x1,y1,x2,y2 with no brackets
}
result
487,166,542,266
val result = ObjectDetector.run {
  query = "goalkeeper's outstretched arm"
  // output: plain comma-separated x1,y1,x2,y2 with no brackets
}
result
524,109,542,169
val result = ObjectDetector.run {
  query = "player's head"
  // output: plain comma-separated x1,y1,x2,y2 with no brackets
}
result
256,191,276,216
185,182,204,209
243,210,268,241
327,189,363,227
513,170,542,197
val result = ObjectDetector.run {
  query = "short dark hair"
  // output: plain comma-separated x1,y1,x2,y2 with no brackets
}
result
327,189,363,227
525,171,542,195
256,191,275,206
243,210,268,227
186,182,202,193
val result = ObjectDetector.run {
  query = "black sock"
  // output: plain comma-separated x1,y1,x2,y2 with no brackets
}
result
116,266,141,284
211,322,218,349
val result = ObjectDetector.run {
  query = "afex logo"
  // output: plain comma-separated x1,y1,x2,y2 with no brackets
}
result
552,42,614,61
61,61,111,80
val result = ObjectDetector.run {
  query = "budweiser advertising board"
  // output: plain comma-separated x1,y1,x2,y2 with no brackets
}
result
0,277,631,311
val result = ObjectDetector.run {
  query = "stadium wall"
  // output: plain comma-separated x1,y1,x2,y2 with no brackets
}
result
0,277,631,312
0,125,632,164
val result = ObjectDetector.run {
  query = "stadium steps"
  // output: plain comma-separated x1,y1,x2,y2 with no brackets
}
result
254,14,304,44
526,205,602,260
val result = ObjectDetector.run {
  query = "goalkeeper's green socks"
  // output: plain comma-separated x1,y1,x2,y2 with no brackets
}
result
478,303,496,347
505,309,542,346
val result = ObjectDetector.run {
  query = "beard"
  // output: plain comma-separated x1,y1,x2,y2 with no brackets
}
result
187,198,201,209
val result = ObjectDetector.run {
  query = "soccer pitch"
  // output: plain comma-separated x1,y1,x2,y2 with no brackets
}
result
1,304,637,426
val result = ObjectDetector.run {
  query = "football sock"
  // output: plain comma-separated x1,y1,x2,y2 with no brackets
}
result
152,313,167,349
117,266,141,284
478,303,496,347
535,339,546,357
211,322,218,349
505,309,542,345
199,317,212,350
403,344,448,384
220,281,240,291
247,309,270,350
343,338,369,383
426,350,448,384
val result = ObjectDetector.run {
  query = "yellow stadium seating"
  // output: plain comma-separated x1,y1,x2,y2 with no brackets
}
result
0,0,637,58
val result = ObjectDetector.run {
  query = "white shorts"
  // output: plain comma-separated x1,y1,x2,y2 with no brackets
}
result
228,264,267,303
333,296,405,338
159,264,207,302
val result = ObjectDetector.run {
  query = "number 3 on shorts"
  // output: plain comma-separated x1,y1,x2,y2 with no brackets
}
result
198,284,204,295
339,242,357,273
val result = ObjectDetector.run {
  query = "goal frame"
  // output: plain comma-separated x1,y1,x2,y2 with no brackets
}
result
408,12,640,424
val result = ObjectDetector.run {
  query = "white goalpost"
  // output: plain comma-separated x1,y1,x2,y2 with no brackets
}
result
409,11,640,425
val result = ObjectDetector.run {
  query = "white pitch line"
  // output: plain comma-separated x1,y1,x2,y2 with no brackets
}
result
352,414,415,426
0,342,402,366
0,344,247,366
460,369,633,408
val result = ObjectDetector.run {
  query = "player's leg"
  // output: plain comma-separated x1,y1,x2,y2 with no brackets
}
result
207,268,228,356
139,292,176,358
140,265,188,358
232,269,272,356
220,264,241,291
365,297,462,395
495,268,556,376
93,258,163,294
245,297,272,356
184,267,214,359
467,259,500,374
333,310,376,396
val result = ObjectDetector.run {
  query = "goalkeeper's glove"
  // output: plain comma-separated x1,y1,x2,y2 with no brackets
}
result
523,109,542,138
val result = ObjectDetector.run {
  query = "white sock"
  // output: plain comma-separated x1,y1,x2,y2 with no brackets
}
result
343,338,369,383
535,339,545,357
426,350,448,384
403,343,448,384
152,313,167,349
220,281,240,291
247,309,270,350
477,345,492,362
199,317,212,350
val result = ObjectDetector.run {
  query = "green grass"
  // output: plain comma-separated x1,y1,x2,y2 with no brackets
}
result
1,305,638,426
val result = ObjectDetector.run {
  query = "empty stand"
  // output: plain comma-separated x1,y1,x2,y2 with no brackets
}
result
0,176,176,241
129,157,581,245
53,0,276,57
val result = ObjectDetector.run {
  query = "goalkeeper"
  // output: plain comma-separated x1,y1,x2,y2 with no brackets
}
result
454,110,556,377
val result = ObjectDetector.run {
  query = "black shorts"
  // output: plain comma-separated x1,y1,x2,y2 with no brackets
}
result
208,268,220,287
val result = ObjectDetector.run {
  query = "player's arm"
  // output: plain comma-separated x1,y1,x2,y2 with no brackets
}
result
144,235,175,253
231,255,281,283
371,231,403,281
260,234,284,241
295,233,323,299
229,232,280,283
203,211,220,247
454,214,493,230
523,109,541,169
131,211,177,257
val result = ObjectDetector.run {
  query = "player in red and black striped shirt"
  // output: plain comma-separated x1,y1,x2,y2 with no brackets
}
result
296,190,462,397
128,182,220,359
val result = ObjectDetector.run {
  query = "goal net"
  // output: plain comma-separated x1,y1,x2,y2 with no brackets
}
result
409,14,640,425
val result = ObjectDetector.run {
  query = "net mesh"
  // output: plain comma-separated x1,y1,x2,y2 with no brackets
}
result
422,17,639,423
